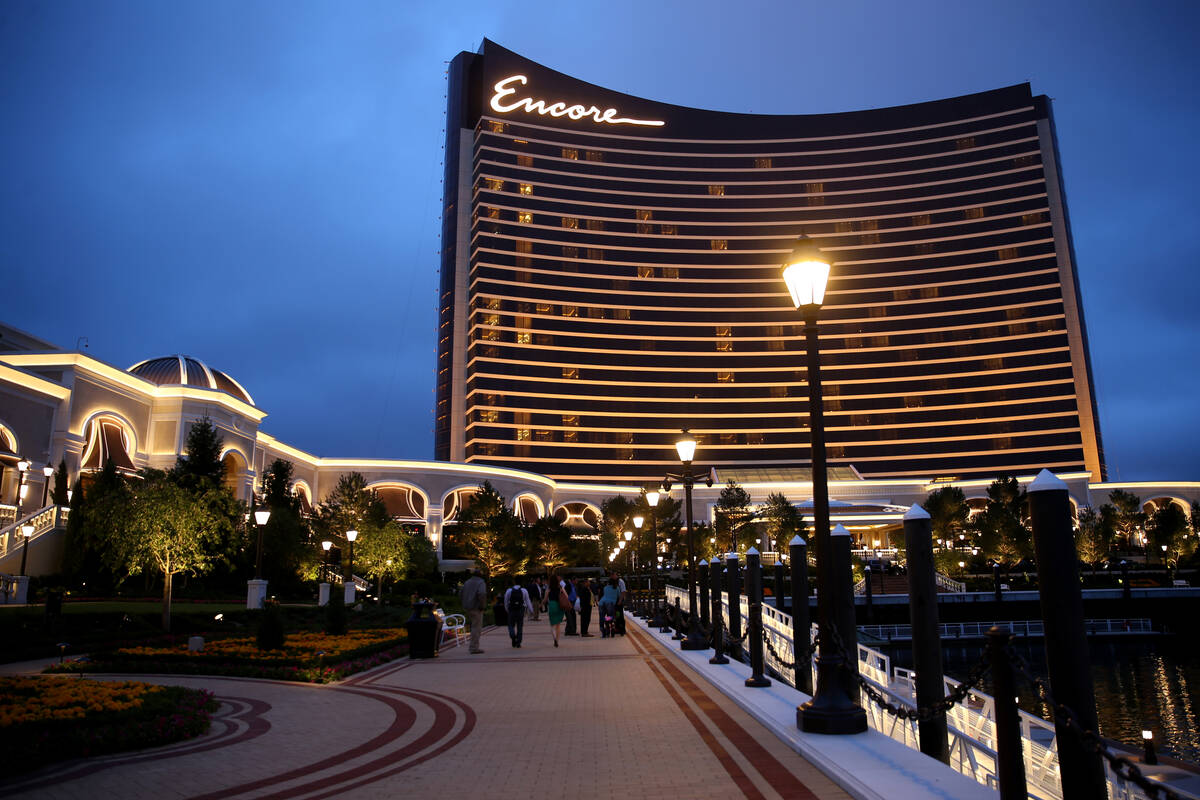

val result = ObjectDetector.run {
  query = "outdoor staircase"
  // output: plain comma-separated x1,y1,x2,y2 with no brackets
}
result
0,504,69,579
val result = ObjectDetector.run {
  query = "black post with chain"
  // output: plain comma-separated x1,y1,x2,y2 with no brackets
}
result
699,560,711,630
672,597,686,640
904,504,950,764
710,565,729,665
726,552,743,662
1029,470,1106,800
745,548,770,687
987,627,1028,800
789,535,812,695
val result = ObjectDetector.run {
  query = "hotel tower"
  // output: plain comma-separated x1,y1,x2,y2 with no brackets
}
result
435,40,1105,485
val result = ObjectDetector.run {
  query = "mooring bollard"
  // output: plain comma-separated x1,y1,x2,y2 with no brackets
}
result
1029,469,1106,800
727,552,743,662
745,548,771,687
789,535,812,694
987,626,1027,800
672,597,686,640
904,504,949,764
710,565,729,665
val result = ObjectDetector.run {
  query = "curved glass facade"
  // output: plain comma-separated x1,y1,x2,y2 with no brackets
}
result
436,40,1105,484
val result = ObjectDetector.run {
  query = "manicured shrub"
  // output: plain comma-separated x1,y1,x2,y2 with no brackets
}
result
256,600,286,651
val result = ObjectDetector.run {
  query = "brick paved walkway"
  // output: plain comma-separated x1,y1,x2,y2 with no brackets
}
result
2,618,850,799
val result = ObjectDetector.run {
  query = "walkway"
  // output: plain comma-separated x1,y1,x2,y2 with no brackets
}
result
1,618,849,799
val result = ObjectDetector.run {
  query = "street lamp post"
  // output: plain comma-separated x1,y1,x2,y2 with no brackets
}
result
623,530,634,571
632,515,644,574
783,235,867,734
40,463,53,508
13,458,30,517
19,522,34,576
246,494,271,611
252,498,271,580
344,529,358,604
663,430,712,651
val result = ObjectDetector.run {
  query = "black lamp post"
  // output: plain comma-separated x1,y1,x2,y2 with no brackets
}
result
321,540,332,581
632,514,644,575
251,495,271,580
346,528,358,581
663,430,713,650
13,458,30,517
40,463,53,509
783,235,867,734
19,522,33,576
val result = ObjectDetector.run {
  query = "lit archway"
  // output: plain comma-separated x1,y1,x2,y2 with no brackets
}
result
513,493,545,524
220,449,248,498
80,413,138,475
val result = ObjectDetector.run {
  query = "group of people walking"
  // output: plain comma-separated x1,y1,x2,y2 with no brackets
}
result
458,570,629,653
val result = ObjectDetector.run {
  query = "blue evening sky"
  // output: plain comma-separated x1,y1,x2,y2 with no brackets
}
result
2,0,1197,481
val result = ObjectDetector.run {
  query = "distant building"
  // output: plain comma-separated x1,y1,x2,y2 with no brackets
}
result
436,40,1105,485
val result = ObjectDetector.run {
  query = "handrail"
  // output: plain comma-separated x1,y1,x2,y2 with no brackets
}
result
0,505,69,557
935,571,967,593
860,619,1153,641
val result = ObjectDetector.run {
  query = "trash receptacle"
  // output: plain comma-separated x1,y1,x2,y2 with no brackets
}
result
406,602,440,659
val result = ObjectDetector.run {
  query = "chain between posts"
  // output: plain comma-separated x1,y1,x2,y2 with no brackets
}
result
1006,646,1187,800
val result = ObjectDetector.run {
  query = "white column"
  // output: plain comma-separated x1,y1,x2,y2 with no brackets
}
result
246,578,267,610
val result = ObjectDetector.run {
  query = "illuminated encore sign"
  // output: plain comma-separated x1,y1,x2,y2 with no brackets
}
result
489,75,665,127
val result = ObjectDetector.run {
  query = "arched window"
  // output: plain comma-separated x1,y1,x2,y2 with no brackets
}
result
80,416,137,474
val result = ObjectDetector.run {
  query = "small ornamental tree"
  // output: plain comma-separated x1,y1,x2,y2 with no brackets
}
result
762,492,804,555
51,459,69,505
1075,506,1113,566
1106,489,1145,551
172,416,225,488
925,486,971,548
715,480,753,554
457,482,524,578
1148,502,1188,565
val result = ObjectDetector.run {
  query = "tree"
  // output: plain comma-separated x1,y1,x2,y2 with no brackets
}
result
762,492,804,554
1075,506,1113,566
354,520,409,600
1107,489,1145,550
115,474,227,631
972,476,1031,563
456,481,524,578
598,495,635,563
61,459,131,593
925,486,971,547
404,528,439,578
529,515,571,574
51,459,69,505
172,416,225,488
1148,502,1188,565
715,480,752,553
258,459,314,589
315,473,390,580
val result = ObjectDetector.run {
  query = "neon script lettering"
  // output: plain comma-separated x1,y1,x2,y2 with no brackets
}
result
489,75,665,127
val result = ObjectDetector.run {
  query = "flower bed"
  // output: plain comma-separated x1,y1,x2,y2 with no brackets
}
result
45,628,409,683
0,676,216,774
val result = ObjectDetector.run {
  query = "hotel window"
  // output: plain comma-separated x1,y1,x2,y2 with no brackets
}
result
516,427,531,441
586,219,605,231
710,239,728,250
1009,322,1031,335
983,357,1004,371
480,408,499,423
515,239,533,267
561,305,579,317
660,224,677,235
708,184,725,196
964,207,985,220
835,221,853,233
911,214,931,226
483,206,500,219
587,306,605,319
562,246,578,258
485,297,501,310
485,178,504,191
517,211,533,224
715,326,733,351
516,330,532,344
1013,154,1037,167
869,335,889,348
1022,212,1045,226
806,183,825,206
747,432,765,445
618,447,634,460
955,136,976,150
903,395,923,408
517,154,533,167
993,436,1013,450
720,432,738,446
637,265,655,278
562,366,579,379
661,266,680,279
913,243,934,255
1006,307,1028,320
480,328,500,342
920,286,940,299
860,218,879,243
562,148,579,160
586,248,605,261
640,340,655,351
562,216,579,229
754,157,772,168
482,313,500,326
534,429,553,441
564,429,578,443
868,306,887,318
770,385,788,398
518,183,533,196
479,344,499,358
488,120,505,133
614,308,631,320
827,399,843,412
635,209,653,221
536,302,553,314
997,247,1020,260
613,279,629,290
515,271,531,283
585,150,604,162
535,333,554,345
636,209,653,234
717,371,735,383
477,442,498,456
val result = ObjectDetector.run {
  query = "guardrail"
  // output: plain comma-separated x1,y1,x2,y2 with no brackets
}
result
0,505,69,557
662,582,1176,800
860,618,1154,642
936,571,967,593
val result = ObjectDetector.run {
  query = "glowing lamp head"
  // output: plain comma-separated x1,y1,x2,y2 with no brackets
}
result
254,508,271,526
21,523,34,538
623,530,633,541
346,529,358,543
675,430,697,463
17,459,30,473
619,540,627,549
781,235,831,309
632,515,644,529
1142,729,1154,741
645,490,660,507
321,540,332,552
43,464,54,478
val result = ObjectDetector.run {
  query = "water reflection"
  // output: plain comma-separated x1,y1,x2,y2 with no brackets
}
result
889,636,1200,763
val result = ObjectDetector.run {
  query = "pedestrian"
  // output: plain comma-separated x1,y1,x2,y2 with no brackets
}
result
610,570,628,636
576,577,594,637
492,592,508,628
505,577,534,647
547,572,569,647
528,576,544,621
460,569,487,654
599,575,622,638
563,574,579,636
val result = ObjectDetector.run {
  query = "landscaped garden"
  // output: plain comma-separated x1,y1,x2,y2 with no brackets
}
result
0,676,217,774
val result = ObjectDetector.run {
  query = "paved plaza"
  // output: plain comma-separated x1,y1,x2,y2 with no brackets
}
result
1,618,850,800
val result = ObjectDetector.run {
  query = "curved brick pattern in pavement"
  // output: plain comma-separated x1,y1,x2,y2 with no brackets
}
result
1,621,849,799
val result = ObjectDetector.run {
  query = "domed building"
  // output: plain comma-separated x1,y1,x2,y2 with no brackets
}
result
129,355,256,407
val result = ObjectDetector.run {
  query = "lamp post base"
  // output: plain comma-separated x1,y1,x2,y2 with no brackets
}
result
796,702,867,735
318,582,331,607
246,579,268,610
